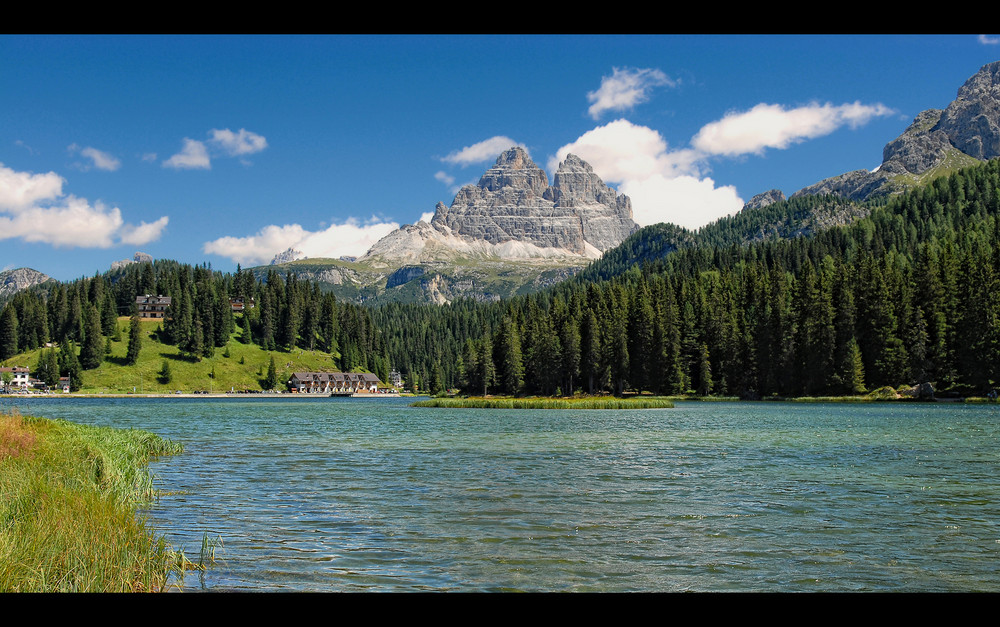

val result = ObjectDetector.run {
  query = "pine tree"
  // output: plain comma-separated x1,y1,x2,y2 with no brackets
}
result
0,305,18,360
126,312,142,365
79,303,104,370
264,355,278,390
494,315,524,395
159,360,172,384
59,339,83,391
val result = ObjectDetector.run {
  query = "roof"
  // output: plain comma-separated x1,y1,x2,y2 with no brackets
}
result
288,371,382,384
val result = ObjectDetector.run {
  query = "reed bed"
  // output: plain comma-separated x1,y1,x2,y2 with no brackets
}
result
0,409,184,592
412,396,674,409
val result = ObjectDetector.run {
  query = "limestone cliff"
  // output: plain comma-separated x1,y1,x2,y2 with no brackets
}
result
793,61,1000,201
362,147,637,265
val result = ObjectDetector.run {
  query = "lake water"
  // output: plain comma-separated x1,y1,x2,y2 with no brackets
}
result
7,396,1000,591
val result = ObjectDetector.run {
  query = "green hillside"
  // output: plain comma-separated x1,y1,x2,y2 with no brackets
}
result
2,317,342,394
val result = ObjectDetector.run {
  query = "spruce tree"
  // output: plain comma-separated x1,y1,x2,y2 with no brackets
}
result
264,355,278,390
0,305,17,360
126,312,143,366
79,304,104,370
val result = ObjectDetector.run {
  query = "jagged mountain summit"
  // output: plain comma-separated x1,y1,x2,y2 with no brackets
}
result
109,251,154,271
793,61,1000,201
361,147,638,266
259,148,638,305
0,267,54,306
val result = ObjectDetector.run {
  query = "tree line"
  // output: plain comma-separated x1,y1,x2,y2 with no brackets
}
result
3,159,999,397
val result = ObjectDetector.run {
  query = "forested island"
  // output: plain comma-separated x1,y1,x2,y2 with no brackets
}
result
1,161,999,400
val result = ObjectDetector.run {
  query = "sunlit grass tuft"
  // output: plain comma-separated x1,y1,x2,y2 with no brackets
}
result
0,410,184,592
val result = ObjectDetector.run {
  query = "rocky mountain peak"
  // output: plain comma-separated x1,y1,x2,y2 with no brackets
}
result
0,267,52,303
793,61,1000,201
270,247,305,265
366,147,638,264
475,146,549,195
935,60,1000,160
742,189,786,211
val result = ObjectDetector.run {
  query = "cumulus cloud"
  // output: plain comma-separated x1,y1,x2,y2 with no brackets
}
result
163,127,268,170
203,217,400,266
209,128,268,156
0,163,65,210
0,162,168,248
587,67,675,120
618,174,743,231
549,119,741,229
979,35,1000,45
419,211,435,224
163,138,211,169
68,144,121,172
690,101,895,157
119,216,170,246
441,136,525,167
551,95,895,230
434,170,455,186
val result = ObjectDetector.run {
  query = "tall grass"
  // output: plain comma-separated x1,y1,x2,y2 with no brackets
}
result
412,396,674,409
0,410,184,592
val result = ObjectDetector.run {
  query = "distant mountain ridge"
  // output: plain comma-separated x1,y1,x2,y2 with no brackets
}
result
261,147,638,304
361,147,637,265
793,61,1000,201
0,267,54,306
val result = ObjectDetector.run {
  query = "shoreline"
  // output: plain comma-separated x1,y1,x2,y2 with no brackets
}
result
0,391,404,399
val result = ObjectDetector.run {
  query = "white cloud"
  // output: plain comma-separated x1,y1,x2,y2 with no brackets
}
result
691,101,895,157
203,217,400,266
550,119,743,229
419,211,435,224
209,128,268,156
549,119,700,181
619,174,743,231
0,163,65,210
141,152,157,162
979,35,1000,45
163,138,211,169
441,136,525,166
587,67,675,120
119,216,170,246
0,162,168,248
434,170,455,186
68,144,121,171
163,128,268,170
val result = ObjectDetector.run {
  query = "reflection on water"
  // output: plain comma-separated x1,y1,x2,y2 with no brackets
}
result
12,397,1000,591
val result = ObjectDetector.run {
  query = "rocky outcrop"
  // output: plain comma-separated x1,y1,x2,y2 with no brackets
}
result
742,189,786,211
270,248,304,265
793,61,1000,201
0,267,53,303
363,147,637,264
110,251,153,271
936,61,1000,159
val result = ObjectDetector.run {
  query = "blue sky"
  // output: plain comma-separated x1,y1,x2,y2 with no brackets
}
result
3,34,999,281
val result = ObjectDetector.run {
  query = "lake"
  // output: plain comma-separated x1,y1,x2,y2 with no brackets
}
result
7,396,1000,591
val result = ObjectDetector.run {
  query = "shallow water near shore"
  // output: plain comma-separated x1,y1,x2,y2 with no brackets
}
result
8,396,1000,591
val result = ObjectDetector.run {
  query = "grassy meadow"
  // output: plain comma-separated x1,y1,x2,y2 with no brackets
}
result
3,317,342,394
0,409,185,592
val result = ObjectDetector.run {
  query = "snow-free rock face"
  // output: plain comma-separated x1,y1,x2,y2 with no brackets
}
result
110,251,154,271
793,61,1000,201
742,189,786,211
363,147,637,264
0,267,52,304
